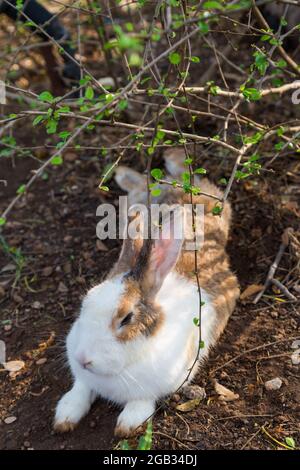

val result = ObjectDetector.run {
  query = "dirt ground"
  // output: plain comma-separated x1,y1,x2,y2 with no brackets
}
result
0,3,300,451
0,143,299,450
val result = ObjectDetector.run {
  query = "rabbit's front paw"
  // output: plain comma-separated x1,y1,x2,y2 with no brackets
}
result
115,400,155,438
54,381,93,432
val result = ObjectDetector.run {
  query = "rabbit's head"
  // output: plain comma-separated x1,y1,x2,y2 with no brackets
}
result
68,214,183,378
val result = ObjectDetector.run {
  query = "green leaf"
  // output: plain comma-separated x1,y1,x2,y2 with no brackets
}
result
199,340,205,349
241,87,262,102
285,437,295,449
198,21,209,34
46,119,58,135
212,204,223,215
0,217,6,226
101,163,115,183
16,184,26,195
190,56,200,63
253,51,268,76
51,155,63,166
151,168,163,180
38,91,54,103
118,99,128,111
32,115,44,126
193,317,200,326
120,440,131,450
194,167,207,175
85,86,94,100
168,52,181,65
151,188,161,197
203,1,223,10
99,185,109,192
137,421,152,450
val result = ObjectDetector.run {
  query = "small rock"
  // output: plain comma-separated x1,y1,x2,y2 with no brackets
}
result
63,262,72,274
36,358,47,365
12,293,23,304
265,377,282,391
24,441,30,448
172,393,181,403
32,301,41,310
4,416,17,424
291,349,300,365
182,385,206,401
291,340,300,350
42,266,53,277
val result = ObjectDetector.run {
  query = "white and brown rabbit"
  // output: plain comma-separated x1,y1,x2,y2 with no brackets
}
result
54,150,239,437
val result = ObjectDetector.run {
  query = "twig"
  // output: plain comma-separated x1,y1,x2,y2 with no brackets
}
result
271,278,297,302
253,228,292,304
210,335,300,375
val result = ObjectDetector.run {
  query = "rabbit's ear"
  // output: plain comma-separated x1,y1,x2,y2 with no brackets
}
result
111,214,144,275
137,211,184,296
115,166,146,192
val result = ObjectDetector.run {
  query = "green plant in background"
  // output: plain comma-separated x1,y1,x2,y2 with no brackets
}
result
0,235,26,287
119,421,153,450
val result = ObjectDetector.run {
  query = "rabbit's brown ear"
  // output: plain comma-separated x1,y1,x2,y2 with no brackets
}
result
115,166,146,192
133,210,184,296
110,214,144,276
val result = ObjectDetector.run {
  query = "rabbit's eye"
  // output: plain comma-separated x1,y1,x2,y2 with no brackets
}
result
120,312,133,328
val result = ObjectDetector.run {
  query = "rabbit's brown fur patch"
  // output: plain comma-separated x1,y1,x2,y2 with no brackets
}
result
111,278,164,342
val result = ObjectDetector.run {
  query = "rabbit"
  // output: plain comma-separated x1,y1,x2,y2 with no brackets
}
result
54,149,240,437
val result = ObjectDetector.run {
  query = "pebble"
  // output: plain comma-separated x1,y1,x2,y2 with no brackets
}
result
265,377,282,391
4,416,17,424
172,393,181,403
32,301,41,310
42,266,53,277
36,358,47,365
291,349,300,365
291,340,300,350
182,385,206,401
24,441,30,448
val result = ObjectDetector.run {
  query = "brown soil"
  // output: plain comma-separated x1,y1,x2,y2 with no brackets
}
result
0,147,299,451
0,4,300,451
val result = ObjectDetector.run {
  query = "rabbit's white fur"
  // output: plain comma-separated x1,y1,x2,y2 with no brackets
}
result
55,271,216,435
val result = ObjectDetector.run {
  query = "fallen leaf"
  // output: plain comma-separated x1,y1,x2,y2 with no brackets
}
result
1,263,16,273
213,380,239,402
58,282,68,293
4,416,17,424
240,284,263,300
3,360,25,372
176,398,201,412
